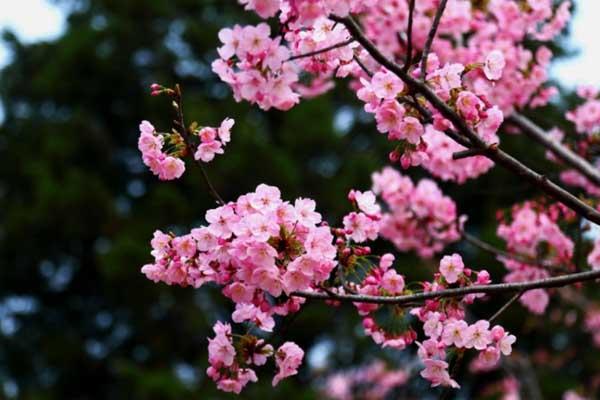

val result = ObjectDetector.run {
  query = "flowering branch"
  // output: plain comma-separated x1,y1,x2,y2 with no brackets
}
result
461,231,561,270
330,14,600,225
420,0,449,77
292,268,600,305
508,112,600,187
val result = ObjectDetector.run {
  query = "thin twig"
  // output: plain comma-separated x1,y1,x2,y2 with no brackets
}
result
508,113,600,188
292,268,600,305
173,85,225,206
489,291,524,323
353,54,373,77
420,0,449,78
462,231,566,271
287,39,355,61
463,232,535,266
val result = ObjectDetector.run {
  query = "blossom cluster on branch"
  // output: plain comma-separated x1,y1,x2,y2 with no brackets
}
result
134,0,600,397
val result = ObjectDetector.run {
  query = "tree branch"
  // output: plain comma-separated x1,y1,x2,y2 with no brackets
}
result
292,268,600,305
173,85,225,206
287,39,355,61
420,0,449,77
329,15,600,225
489,291,524,323
404,0,416,72
508,112,600,188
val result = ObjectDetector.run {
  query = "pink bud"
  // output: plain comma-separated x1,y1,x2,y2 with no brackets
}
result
400,154,411,169
477,270,491,284
491,325,505,340
362,317,375,329
347,190,357,202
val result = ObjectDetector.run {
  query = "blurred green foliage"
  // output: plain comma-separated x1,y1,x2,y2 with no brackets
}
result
0,0,596,399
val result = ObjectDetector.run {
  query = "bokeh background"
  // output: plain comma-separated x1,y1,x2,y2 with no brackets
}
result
0,0,597,399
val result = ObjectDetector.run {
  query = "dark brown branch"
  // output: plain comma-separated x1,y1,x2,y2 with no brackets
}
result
404,0,416,72
420,0,449,78
508,112,600,188
288,39,355,61
329,15,600,225
453,148,489,160
292,268,600,305
353,54,373,77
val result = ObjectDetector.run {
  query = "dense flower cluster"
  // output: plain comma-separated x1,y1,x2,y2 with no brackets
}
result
138,120,186,180
410,254,516,388
135,0,600,396
142,184,335,391
372,167,462,258
206,320,304,392
194,118,235,163
497,202,575,314
354,57,504,172
322,360,408,400
208,0,570,182
233,0,568,115
137,115,235,179
142,183,336,301
212,23,300,111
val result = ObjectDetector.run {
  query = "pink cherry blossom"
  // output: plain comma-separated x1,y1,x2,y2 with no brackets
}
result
273,342,304,386
439,254,465,284
483,50,506,80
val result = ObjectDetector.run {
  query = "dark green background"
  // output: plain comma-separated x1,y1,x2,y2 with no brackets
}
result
0,0,595,398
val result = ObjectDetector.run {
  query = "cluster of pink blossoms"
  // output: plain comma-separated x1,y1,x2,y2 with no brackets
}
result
137,116,235,180
567,86,600,136
372,167,462,258
141,184,337,391
322,360,408,400
497,202,575,314
354,54,504,172
233,0,568,116
360,0,568,112
193,118,235,163
318,251,515,390
212,23,300,111
352,253,416,349
206,321,304,393
210,0,570,183
141,183,336,300
412,254,515,388
138,120,186,180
